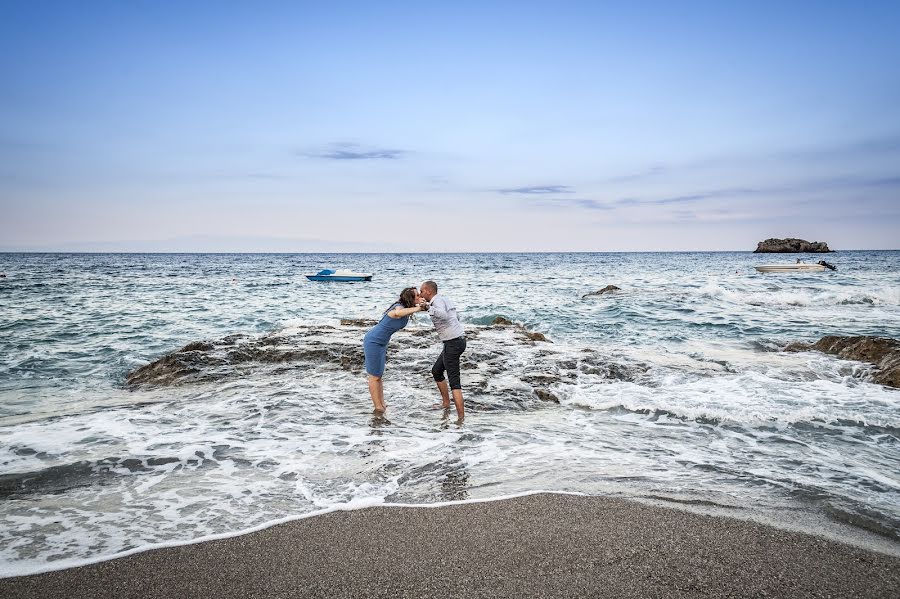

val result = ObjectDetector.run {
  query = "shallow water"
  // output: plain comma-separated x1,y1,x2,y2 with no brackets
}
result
1,251,899,575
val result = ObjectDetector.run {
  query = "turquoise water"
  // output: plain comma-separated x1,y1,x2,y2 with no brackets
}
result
1,251,899,574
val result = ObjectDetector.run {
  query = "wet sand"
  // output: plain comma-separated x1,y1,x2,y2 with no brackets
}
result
2,493,898,598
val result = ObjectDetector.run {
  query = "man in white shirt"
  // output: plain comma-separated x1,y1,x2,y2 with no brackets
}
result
418,280,466,422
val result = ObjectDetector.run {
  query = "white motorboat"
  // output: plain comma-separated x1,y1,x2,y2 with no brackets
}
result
754,263,827,273
306,269,373,282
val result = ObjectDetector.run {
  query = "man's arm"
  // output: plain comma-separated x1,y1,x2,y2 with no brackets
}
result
427,296,451,319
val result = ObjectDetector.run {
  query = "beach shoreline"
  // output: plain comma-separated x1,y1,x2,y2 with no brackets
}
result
3,493,898,598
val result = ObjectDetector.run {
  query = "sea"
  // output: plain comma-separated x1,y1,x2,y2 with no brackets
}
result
1,251,899,576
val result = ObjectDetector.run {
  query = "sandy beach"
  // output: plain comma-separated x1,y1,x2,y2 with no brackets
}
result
3,493,898,598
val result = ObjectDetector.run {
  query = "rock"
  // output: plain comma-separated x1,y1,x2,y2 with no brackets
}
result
533,388,560,403
754,238,833,253
340,318,378,327
582,285,621,299
488,316,551,342
785,336,900,388
181,341,215,352
525,331,551,343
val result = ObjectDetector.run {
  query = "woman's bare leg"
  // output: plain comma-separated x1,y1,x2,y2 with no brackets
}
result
368,375,385,412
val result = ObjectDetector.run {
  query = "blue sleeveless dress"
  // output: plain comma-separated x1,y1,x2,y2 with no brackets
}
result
363,303,410,376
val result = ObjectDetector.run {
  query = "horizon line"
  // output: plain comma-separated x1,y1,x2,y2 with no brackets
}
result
2,249,897,255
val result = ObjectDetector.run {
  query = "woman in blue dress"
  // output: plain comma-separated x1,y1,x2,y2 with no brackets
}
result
364,286,425,413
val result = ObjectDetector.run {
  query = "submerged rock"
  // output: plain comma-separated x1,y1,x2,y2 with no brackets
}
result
785,336,900,388
582,285,621,299
533,388,560,403
754,238,833,253
490,316,515,326
487,316,551,343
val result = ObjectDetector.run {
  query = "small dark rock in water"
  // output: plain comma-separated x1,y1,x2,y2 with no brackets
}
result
526,331,551,343
534,388,560,403
754,238,833,253
785,336,900,388
0,273,6,278
582,285,621,299
488,316,550,342
491,316,515,326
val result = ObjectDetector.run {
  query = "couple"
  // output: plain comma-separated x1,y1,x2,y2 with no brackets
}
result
363,280,467,421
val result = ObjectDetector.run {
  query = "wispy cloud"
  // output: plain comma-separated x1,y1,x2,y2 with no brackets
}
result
526,198,613,210
305,143,406,160
604,165,667,184
777,133,900,162
497,184,574,195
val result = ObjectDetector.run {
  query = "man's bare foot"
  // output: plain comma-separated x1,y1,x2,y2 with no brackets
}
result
432,403,451,410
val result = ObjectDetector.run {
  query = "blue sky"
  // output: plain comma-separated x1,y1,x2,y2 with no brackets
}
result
2,1,898,251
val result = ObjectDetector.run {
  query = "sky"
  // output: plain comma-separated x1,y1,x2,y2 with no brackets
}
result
1,1,899,252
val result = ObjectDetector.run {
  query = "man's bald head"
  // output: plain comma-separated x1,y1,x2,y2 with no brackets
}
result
420,280,438,300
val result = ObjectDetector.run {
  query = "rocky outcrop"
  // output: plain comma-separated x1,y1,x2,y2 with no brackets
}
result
123,320,688,416
785,336,900,388
489,316,552,344
582,285,621,299
754,238,833,253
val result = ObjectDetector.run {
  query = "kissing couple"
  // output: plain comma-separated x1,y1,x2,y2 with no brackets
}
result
363,280,467,422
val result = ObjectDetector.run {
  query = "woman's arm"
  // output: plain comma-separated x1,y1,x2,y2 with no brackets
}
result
387,305,424,319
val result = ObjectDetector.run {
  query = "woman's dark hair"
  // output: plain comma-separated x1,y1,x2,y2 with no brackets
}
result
398,287,418,309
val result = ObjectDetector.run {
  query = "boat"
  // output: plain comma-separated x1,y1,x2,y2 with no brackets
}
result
306,269,373,282
754,263,829,273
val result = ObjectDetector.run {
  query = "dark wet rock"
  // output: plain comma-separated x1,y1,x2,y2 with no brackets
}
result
534,388,560,403
119,458,149,472
785,336,900,388
582,285,621,299
525,331,551,343
341,318,377,327
754,238,833,253
181,341,215,352
490,316,516,326
146,457,180,467
487,317,552,343
0,273,6,278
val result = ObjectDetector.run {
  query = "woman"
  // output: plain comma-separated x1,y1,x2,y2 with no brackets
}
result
364,287,425,413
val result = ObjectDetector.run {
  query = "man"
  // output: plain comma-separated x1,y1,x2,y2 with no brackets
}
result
418,280,466,421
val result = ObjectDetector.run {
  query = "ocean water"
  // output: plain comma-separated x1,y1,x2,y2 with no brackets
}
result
1,251,899,575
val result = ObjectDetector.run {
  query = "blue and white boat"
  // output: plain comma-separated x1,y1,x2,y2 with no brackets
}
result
306,269,373,282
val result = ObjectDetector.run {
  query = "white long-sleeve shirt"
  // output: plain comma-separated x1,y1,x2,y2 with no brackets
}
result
426,294,465,341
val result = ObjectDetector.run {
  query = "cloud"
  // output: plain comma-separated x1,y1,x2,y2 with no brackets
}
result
305,143,406,160
497,184,574,195
777,133,900,162
1,235,396,253
603,165,667,184
526,198,613,210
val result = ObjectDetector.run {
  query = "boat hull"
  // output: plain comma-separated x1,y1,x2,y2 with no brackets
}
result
754,264,827,273
306,275,373,282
